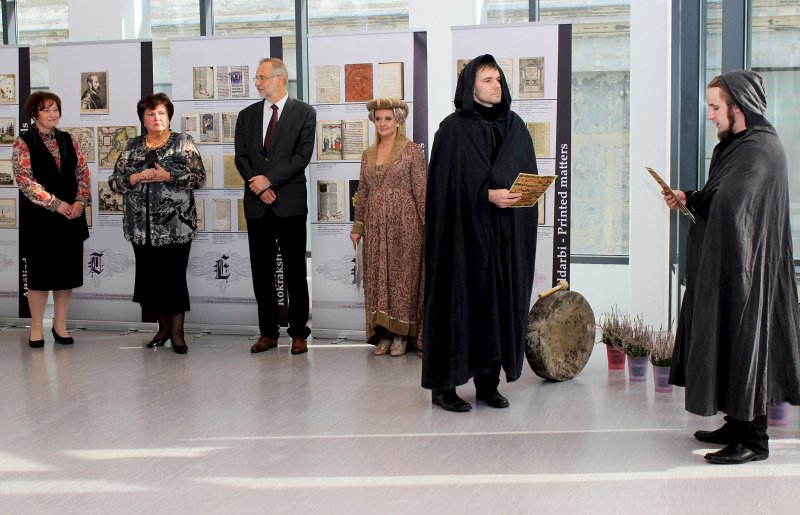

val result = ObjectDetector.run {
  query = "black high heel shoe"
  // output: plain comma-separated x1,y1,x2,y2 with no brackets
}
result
147,335,170,348
29,338,45,348
172,342,188,354
51,327,74,345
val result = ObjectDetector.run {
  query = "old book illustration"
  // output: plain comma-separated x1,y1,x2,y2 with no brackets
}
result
200,112,221,143
237,199,247,232
378,62,404,99
181,113,199,141
316,65,340,103
212,198,231,231
519,57,545,99
317,180,346,222
316,120,368,161
0,198,16,227
526,122,550,158
344,63,373,102
216,65,250,98
201,154,213,188
0,160,14,186
61,127,96,162
97,126,137,169
195,199,205,231
0,74,16,104
221,112,238,144
0,118,16,145
223,155,244,188
97,182,124,213
193,66,215,99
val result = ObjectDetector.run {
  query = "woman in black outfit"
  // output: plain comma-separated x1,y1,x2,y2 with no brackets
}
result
109,93,205,354
12,92,90,348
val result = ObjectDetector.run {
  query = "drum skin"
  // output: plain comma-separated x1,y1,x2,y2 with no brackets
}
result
525,290,595,381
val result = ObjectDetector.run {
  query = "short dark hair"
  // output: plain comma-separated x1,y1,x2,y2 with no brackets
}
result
136,93,174,123
25,91,62,120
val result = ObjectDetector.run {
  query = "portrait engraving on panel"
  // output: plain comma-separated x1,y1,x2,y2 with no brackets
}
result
80,71,109,114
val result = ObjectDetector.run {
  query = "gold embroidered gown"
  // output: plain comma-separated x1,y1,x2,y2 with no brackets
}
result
352,135,426,350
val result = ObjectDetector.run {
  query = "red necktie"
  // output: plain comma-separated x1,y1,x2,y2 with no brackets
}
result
263,104,278,153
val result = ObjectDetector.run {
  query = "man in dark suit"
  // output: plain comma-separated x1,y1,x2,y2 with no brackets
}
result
235,57,316,355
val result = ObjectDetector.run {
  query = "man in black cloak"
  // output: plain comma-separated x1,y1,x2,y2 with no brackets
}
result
421,55,538,412
665,69,800,464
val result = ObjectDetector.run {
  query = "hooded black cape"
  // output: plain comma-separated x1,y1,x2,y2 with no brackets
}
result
421,55,538,389
670,69,800,419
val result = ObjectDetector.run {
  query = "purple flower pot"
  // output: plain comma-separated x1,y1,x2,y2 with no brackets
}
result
627,355,648,381
652,364,673,392
767,402,789,427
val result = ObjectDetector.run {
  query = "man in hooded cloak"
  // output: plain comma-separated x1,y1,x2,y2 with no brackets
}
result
665,69,800,464
422,55,538,412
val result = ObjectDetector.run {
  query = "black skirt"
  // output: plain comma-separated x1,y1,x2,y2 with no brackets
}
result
132,241,192,313
21,204,88,291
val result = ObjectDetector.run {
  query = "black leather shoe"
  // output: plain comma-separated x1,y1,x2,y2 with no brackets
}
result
29,339,44,349
432,389,472,412
694,423,736,445
172,343,188,355
51,327,74,345
147,335,170,348
704,443,768,464
476,389,510,408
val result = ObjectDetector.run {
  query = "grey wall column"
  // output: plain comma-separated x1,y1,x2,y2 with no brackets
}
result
200,0,213,36
721,0,749,71
295,0,308,102
2,0,18,45
529,0,539,21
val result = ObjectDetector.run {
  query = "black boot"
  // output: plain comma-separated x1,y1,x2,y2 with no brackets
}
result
170,312,188,354
432,389,472,412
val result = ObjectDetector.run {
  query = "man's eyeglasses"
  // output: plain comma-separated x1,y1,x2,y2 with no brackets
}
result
254,75,278,82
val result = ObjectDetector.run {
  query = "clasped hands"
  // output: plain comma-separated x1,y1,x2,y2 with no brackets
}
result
132,163,171,185
56,200,85,219
249,175,276,204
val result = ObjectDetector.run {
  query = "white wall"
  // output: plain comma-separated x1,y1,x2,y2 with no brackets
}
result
408,0,478,145
628,0,671,326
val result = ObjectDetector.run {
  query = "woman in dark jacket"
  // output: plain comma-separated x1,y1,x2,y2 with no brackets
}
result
109,93,205,354
12,92,90,348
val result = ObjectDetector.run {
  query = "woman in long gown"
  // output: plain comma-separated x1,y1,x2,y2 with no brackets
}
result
350,98,426,357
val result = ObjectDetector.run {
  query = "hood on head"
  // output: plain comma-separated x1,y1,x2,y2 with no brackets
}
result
454,54,512,114
718,69,769,127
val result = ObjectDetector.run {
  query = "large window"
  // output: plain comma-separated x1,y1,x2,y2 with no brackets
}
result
214,1,296,94
541,1,631,257
16,0,68,91
150,0,201,96
308,1,408,33
751,0,800,255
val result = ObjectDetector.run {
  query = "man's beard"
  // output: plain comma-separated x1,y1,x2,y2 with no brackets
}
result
717,105,737,141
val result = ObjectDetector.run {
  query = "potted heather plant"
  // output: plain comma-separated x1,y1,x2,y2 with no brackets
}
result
649,327,674,392
621,315,651,381
599,306,625,370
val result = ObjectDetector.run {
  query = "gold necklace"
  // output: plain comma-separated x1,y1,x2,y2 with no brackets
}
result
145,130,171,150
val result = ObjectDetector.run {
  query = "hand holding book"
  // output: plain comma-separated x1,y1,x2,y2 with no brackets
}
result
645,166,696,223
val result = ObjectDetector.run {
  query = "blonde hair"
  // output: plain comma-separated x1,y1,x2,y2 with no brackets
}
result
366,98,409,142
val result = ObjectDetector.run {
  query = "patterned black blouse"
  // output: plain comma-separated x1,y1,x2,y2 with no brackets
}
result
108,132,205,246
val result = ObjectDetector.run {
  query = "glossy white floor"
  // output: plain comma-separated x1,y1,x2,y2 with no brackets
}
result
1,324,798,514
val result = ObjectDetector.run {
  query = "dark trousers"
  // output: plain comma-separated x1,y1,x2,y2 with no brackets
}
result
246,211,310,340
473,361,502,393
725,414,769,453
